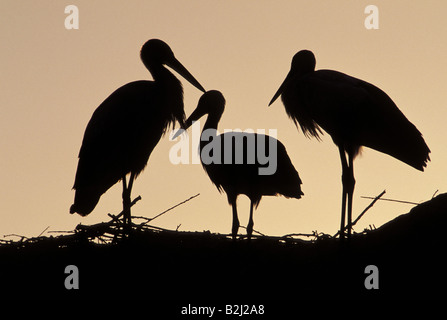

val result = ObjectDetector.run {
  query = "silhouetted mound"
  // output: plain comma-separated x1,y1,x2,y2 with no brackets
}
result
1,194,446,300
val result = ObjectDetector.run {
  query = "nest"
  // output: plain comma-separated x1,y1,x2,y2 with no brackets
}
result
1,192,446,300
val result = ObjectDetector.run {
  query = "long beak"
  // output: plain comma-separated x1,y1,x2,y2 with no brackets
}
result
168,57,206,92
268,70,293,106
171,104,206,139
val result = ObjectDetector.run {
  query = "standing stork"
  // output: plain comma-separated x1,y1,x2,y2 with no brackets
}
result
174,90,303,239
70,39,205,225
269,50,430,240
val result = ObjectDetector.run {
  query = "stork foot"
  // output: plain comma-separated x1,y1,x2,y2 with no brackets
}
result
231,221,239,240
246,222,254,241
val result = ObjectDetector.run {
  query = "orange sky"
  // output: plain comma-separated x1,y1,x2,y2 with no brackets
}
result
1,1,446,238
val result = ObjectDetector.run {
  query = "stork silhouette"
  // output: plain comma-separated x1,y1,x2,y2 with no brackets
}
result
70,39,205,225
269,50,430,240
175,90,303,239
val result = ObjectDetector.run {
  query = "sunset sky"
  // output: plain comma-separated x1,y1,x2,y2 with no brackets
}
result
1,1,446,239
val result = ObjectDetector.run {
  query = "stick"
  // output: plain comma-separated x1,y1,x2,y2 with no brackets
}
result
3,234,29,240
282,232,320,238
37,226,50,237
353,190,386,226
360,195,418,205
432,189,439,199
107,195,142,221
140,193,200,224
239,225,266,236
334,189,386,238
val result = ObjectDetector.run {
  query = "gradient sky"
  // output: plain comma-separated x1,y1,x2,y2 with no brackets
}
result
1,1,446,239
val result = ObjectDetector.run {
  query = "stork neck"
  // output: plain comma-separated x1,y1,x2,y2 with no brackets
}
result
149,64,182,89
202,112,222,133
148,63,184,126
199,113,222,154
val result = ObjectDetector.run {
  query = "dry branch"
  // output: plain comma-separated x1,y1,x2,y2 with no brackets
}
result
239,225,266,236
360,194,419,205
334,189,386,238
354,190,386,225
282,230,330,240
38,226,50,237
107,195,142,221
139,193,200,225
72,193,201,243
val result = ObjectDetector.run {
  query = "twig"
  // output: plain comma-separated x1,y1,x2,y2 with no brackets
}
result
3,234,29,240
334,189,386,238
48,230,75,234
139,224,171,232
360,194,418,205
353,190,386,226
107,195,142,221
239,225,266,236
140,193,200,225
38,226,50,237
282,232,322,239
432,189,439,199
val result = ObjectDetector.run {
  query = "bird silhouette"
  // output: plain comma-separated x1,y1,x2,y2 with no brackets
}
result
70,39,205,225
175,90,303,239
269,50,430,240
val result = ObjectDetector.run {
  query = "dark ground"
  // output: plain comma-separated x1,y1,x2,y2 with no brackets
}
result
1,193,446,301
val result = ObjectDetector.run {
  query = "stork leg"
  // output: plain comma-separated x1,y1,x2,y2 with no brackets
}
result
247,200,255,240
339,147,348,240
229,196,239,240
338,147,355,240
122,172,136,226
346,153,355,239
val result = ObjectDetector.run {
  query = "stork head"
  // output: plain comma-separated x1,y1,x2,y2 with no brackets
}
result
140,39,205,92
269,50,316,106
172,90,225,139
291,50,316,74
